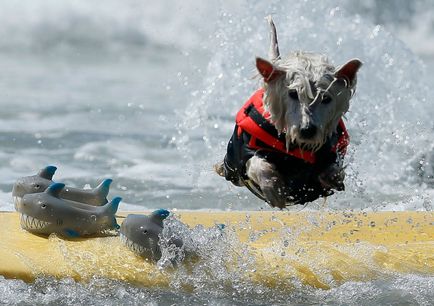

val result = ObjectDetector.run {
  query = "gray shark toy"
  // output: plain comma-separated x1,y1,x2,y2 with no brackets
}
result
12,166,112,210
17,182,121,237
120,210,183,262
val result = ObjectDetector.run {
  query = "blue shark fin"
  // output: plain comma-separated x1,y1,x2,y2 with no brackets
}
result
107,197,121,229
46,183,65,198
38,165,57,180
216,223,225,230
94,178,112,197
151,209,170,221
106,197,121,214
64,228,80,238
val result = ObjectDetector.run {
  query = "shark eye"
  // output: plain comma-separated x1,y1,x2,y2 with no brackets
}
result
288,90,298,100
41,203,47,209
142,230,148,234
322,95,332,104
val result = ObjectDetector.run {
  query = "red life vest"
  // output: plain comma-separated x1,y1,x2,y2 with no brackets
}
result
235,89,349,164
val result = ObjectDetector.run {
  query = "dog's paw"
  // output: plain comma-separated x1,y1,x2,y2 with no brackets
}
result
214,160,245,187
214,162,225,177
318,164,345,191
260,177,287,209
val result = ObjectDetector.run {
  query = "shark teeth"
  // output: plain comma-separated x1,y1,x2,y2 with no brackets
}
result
20,214,50,230
120,233,147,255
13,196,23,210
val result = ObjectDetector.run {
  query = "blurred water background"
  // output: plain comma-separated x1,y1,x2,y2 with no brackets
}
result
1,0,434,212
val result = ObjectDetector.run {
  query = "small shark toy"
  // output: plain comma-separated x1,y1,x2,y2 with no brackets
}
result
17,182,121,237
12,166,112,210
120,209,183,261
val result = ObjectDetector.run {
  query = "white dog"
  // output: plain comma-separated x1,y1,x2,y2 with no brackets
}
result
216,17,362,209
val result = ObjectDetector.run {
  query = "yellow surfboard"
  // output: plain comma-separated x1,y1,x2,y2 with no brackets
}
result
0,211,433,290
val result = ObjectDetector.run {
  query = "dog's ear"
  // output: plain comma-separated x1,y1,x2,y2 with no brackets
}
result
256,57,285,82
335,59,362,85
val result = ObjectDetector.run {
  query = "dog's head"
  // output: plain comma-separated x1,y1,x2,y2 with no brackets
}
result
256,17,362,151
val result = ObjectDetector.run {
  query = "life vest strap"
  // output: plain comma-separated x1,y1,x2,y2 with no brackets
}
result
241,178,267,202
334,120,349,156
235,89,349,164
244,104,287,144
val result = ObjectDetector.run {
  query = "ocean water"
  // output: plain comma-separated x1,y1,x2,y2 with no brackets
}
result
0,0,433,305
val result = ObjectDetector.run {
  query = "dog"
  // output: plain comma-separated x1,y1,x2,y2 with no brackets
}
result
215,16,362,209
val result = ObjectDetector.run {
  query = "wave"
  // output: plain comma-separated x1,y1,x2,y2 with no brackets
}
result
1,0,433,57
343,0,434,57
0,0,217,55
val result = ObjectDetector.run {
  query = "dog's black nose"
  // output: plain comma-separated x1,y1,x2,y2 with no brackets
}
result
300,124,317,139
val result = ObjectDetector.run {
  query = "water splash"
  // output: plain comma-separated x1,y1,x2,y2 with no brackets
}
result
158,215,256,295
175,1,434,211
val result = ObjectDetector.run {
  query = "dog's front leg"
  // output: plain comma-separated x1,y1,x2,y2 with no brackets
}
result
246,156,287,209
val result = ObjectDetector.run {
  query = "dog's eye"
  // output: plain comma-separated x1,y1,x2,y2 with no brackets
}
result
322,95,332,104
289,91,298,100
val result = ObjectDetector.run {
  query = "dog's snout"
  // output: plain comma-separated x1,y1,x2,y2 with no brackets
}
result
300,124,317,139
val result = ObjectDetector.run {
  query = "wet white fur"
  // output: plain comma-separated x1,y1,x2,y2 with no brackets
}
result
263,51,354,151
246,155,286,208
